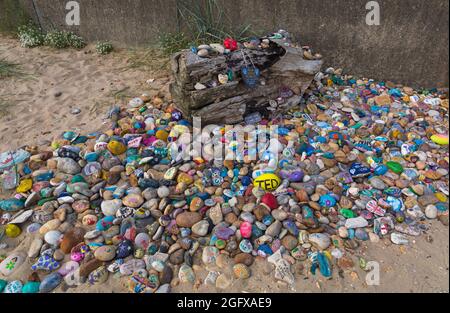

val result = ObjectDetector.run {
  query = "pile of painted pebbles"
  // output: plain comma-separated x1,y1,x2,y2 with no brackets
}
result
0,69,448,293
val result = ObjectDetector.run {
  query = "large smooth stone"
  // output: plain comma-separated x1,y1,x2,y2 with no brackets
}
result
28,238,44,258
44,230,63,246
192,220,209,236
233,263,251,279
134,232,151,249
202,246,219,265
60,227,86,253
308,233,331,250
57,158,81,175
101,199,122,216
39,219,61,235
178,264,195,284
175,212,202,228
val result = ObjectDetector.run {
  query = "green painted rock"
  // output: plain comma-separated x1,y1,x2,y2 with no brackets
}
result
386,161,404,174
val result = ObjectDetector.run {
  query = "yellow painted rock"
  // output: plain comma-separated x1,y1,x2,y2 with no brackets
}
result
155,130,169,142
16,178,33,193
435,192,448,203
253,173,281,191
5,224,21,238
107,140,127,155
173,125,189,134
177,172,194,185
431,134,449,145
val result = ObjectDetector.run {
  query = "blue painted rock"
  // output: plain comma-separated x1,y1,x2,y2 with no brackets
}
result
39,272,63,293
349,163,371,178
31,254,61,272
22,281,40,293
374,164,388,176
239,239,253,253
355,228,369,241
4,280,23,293
288,170,304,182
96,215,114,231
336,172,353,184
26,222,42,233
0,198,25,211
319,194,337,207
116,239,134,258
215,227,234,240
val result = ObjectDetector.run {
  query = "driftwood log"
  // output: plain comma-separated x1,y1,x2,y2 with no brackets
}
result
170,38,323,125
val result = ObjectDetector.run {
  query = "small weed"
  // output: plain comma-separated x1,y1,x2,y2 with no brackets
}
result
96,41,114,55
44,30,87,49
0,96,12,116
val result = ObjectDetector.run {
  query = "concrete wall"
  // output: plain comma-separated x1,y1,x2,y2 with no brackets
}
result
2,0,449,87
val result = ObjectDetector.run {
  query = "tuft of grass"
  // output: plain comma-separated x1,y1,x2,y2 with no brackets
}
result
158,32,191,56
177,0,255,45
0,58,26,79
110,86,131,101
121,48,170,73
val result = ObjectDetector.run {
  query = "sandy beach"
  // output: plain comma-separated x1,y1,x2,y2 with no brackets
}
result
0,34,448,293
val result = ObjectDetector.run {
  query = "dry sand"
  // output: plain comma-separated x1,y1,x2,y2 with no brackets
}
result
0,35,448,293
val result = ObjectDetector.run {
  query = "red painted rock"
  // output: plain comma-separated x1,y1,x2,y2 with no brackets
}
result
261,193,278,210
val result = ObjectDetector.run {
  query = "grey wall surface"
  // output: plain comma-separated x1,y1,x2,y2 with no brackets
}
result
2,0,449,87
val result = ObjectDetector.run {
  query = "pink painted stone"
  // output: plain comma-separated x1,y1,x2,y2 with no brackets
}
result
32,181,50,193
57,261,79,276
240,221,252,238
